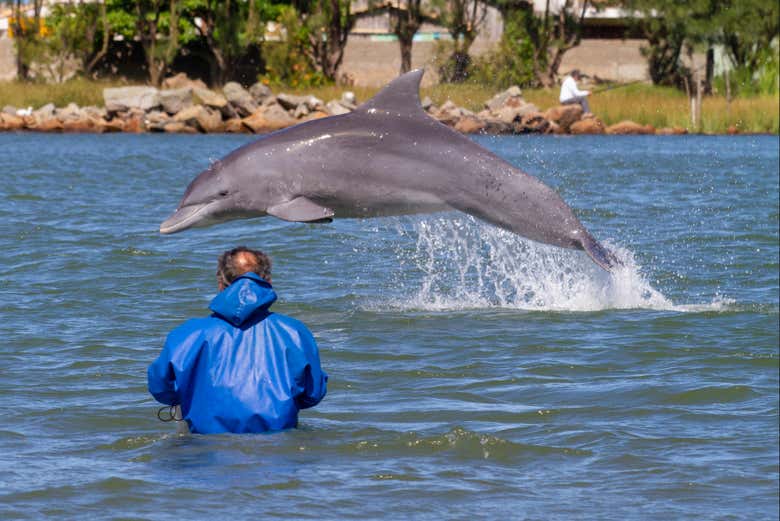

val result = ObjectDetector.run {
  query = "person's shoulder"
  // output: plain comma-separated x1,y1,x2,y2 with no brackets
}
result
166,315,230,341
265,312,316,342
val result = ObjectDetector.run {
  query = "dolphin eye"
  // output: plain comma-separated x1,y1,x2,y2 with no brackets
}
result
219,190,229,197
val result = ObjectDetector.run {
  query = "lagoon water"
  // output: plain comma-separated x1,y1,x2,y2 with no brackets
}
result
0,133,777,520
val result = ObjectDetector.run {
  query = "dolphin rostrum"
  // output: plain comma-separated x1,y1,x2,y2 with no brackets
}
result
160,69,619,271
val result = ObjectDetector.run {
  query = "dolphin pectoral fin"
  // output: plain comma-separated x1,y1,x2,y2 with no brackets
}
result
267,197,335,223
581,235,622,272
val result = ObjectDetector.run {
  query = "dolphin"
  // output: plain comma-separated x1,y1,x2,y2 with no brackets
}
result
160,69,619,271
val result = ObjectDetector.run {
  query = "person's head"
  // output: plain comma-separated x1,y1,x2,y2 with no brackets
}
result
570,69,581,80
216,246,272,291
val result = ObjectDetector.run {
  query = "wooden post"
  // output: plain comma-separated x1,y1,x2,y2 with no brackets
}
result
695,68,703,131
725,65,732,124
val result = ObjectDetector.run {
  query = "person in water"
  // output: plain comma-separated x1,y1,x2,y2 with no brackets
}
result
148,246,327,434
559,69,592,115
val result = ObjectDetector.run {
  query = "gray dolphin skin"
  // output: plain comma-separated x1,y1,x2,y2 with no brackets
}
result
160,69,619,271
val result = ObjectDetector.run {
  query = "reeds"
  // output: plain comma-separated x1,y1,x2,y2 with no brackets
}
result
0,78,123,109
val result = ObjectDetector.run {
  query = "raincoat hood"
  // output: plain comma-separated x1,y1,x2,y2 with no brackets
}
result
209,272,277,326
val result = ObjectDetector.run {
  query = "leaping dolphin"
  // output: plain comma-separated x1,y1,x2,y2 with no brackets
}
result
160,69,619,271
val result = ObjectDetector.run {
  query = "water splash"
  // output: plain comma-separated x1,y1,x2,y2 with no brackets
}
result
380,215,728,312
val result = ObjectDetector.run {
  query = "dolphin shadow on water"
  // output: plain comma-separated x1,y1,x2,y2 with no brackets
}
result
160,69,620,271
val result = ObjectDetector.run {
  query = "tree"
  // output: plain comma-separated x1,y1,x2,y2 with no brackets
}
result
9,0,44,80
300,0,354,81
42,0,110,80
436,0,488,82
387,0,435,74
133,0,182,86
718,0,779,73
479,0,591,87
181,0,242,85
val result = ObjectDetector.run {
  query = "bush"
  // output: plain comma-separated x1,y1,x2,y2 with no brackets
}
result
258,6,329,89
470,8,538,89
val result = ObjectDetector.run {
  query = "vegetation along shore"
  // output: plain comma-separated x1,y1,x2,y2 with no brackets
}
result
1,74,777,135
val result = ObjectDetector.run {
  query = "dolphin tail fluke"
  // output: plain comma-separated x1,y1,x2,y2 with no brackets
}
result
581,235,622,272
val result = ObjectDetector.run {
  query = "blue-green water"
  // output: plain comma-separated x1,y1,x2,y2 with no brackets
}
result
0,133,777,520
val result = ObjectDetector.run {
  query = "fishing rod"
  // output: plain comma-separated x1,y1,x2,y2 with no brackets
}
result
589,80,644,95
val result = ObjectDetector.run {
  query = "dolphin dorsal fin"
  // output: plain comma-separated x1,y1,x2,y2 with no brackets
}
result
358,69,425,116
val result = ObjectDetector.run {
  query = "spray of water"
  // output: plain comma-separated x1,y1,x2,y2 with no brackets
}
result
378,215,722,312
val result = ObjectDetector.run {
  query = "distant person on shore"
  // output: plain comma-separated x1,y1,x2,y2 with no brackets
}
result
560,69,591,115
148,246,327,434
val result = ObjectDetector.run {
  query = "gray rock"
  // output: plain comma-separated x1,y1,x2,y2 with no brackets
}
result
193,87,228,109
249,82,273,103
55,103,84,121
277,93,309,111
421,96,433,110
241,103,295,133
277,93,323,111
223,82,258,117
104,86,160,113
82,106,107,119
485,86,523,113
159,88,193,114
35,103,56,119
326,100,351,116
144,110,172,132
293,104,310,119
174,105,223,133
162,73,207,91
341,91,356,106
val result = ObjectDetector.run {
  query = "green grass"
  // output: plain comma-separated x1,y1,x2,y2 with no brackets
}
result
0,77,124,109
2,78,777,133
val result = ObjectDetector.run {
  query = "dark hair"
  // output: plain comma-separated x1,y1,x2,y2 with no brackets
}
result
570,69,580,78
217,246,272,287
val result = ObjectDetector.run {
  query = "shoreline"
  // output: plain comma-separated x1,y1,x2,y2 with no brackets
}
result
0,77,768,136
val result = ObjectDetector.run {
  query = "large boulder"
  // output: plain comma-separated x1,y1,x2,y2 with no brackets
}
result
35,117,64,132
55,102,84,122
104,86,160,113
454,115,486,134
543,104,583,133
432,100,463,126
249,82,273,104
120,109,146,133
223,118,247,133
159,88,193,114
494,102,539,125
485,86,523,112
605,120,655,135
241,104,295,133
516,112,551,134
277,93,324,112
144,110,172,132
193,87,227,109
33,103,56,124
223,82,258,117
162,72,208,91
326,100,352,116
62,116,105,133
0,113,26,131
570,117,606,135
174,105,224,133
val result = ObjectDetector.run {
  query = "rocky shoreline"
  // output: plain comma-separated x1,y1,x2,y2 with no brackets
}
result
0,73,689,136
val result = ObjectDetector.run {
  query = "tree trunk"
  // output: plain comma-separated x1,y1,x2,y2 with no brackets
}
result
399,35,413,74
85,0,109,74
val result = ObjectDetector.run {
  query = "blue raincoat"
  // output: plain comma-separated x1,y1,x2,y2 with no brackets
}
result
148,273,327,434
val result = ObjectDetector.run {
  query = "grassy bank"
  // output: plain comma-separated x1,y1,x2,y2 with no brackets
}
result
1,78,778,134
